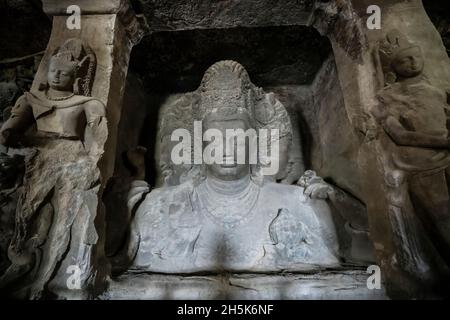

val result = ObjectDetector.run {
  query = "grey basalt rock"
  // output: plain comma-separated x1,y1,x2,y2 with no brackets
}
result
125,61,340,274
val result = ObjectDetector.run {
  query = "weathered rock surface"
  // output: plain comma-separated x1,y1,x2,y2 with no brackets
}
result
138,0,315,31
102,269,387,300
130,26,331,93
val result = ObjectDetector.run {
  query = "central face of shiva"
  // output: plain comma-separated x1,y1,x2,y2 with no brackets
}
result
203,115,252,182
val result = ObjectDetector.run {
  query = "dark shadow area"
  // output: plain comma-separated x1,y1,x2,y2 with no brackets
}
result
0,0,51,60
423,0,450,57
129,25,332,93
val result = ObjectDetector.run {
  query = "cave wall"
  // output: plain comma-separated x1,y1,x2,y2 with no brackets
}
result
309,56,362,200
0,0,51,60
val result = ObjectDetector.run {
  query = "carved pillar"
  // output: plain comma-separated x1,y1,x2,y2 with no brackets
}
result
312,0,450,298
22,0,148,298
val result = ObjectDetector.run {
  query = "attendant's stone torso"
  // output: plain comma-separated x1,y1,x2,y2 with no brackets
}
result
26,92,101,139
34,104,86,138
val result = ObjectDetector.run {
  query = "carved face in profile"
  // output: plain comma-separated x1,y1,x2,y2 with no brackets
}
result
203,113,252,181
47,57,77,91
392,47,424,78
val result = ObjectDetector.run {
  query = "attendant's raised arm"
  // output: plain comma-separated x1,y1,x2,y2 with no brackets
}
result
383,115,449,149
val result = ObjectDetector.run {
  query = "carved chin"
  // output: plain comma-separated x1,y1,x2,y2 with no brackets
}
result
49,82,73,91
397,67,423,78
407,68,422,76
49,84,65,90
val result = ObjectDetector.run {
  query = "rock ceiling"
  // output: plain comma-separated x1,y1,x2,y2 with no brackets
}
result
129,25,332,92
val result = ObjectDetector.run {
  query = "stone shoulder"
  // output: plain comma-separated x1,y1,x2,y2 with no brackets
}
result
134,181,195,222
261,181,308,203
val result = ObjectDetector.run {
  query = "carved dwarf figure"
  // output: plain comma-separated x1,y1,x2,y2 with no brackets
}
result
372,30,450,294
124,61,339,273
0,39,107,299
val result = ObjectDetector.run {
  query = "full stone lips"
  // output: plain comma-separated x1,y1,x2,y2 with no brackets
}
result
221,157,237,167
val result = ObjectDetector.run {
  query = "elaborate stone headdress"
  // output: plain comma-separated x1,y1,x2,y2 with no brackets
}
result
194,60,254,122
194,60,292,139
44,38,97,96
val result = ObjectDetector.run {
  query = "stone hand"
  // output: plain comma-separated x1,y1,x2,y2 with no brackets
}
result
298,170,334,199
304,181,334,199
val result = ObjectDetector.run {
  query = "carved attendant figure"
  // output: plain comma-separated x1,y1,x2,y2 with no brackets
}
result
0,39,107,299
373,31,450,271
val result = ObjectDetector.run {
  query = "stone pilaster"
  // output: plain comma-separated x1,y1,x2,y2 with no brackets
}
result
312,0,450,299
32,0,148,298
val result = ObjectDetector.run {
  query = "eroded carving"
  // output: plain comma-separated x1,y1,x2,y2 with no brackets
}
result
312,0,367,62
0,38,107,299
0,153,25,275
298,170,374,263
156,61,293,186
124,61,339,273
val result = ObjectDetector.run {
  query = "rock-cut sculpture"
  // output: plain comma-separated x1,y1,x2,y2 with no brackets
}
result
125,61,339,273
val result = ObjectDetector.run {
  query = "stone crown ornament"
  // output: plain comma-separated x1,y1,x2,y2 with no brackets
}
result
193,60,292,139
195,60,256,122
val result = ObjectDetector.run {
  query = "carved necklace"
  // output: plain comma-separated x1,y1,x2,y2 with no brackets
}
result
45,91,75,101
195,176,260,229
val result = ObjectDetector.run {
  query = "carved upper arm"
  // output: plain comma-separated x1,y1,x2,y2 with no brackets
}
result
384,116,403,131
370,101,390,126
84,99,106,126
383,115,410,144
1,95,34,133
